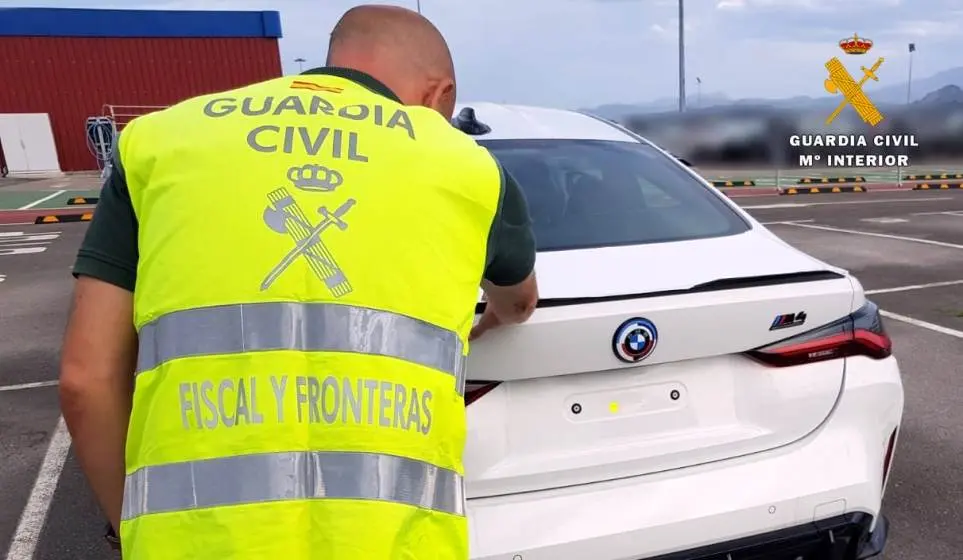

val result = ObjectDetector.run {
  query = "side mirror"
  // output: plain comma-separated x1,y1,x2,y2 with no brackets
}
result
452,107,491,135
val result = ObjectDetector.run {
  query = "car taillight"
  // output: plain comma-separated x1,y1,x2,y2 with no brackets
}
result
746,301,892,367
465,381,500,405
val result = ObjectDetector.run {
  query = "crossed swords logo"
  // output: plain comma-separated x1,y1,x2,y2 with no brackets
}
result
824,56,885,127
261,186,355,297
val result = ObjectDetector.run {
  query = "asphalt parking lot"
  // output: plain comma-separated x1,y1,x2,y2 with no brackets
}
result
0,188,962,559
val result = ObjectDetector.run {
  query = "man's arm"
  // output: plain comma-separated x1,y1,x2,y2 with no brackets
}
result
60,150,140,531
60,277,136,530
471,168,538,339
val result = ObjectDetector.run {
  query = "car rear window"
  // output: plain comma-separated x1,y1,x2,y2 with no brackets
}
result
480,139,750,252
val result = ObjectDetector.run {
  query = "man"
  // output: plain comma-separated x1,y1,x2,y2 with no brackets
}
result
59,5,538,559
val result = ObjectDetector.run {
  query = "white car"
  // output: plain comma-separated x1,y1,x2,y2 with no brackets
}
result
455,104,903,560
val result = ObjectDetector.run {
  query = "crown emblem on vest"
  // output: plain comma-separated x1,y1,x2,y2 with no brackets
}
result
839,33,873,55
287,164,344,192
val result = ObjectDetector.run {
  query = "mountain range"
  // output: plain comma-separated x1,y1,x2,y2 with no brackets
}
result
583,66,963,121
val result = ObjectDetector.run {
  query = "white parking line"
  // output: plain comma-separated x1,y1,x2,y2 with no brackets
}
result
742,203,802,209
0,231,61,257
0,247,47,257
17,190,66,211
911,210,963,217
0,380,59,392
0,233,60,244
760,219,814,225
5,417,71,560
742,197,953,209
881,310,963,340
783,222,963,250
866,280,963,295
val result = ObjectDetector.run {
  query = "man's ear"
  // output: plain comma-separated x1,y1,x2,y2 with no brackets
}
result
423,78,456,120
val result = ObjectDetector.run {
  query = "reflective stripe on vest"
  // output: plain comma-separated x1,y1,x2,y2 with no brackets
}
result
137,301,467,394
122,450,465,521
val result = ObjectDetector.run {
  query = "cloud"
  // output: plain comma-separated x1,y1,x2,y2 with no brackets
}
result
648,18,694,38
716,0,822,10
0,0,958,108
889,19,960,38
717,0,902,11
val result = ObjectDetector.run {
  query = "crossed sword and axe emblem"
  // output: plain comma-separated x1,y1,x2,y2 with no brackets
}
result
824,55,885,126
260,186,356,296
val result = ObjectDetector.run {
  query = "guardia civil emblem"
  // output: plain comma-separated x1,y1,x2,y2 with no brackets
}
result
824,33,884,127
260,164,355,297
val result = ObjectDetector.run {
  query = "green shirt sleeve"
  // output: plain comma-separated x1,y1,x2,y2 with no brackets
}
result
483,164,536,286
72,146,139,292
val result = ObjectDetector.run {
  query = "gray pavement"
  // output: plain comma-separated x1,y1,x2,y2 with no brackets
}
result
0,222,101,559
0,178,42,189
743,190,963,559
1,190,963,559
0,175,100,192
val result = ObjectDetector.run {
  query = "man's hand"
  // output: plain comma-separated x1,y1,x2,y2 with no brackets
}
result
470,274,538,341
469,305,503,341
59,276,137,531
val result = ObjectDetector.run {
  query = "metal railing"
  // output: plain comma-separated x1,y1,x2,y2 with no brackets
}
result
91,105,168,178
102,104,168,132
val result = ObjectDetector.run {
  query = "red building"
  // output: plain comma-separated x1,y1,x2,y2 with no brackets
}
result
0,7,283,172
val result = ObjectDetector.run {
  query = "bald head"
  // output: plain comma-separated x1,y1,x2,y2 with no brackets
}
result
326,5,457,118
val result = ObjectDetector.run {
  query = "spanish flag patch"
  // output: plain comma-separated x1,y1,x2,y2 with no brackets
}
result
290,80,343,94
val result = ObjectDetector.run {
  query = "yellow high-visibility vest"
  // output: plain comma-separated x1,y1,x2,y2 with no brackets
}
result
118,72,502,559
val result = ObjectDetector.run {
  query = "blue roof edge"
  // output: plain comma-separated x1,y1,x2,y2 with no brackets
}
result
0,8,283,39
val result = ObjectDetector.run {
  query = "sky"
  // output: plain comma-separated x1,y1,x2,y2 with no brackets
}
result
4,0,962,109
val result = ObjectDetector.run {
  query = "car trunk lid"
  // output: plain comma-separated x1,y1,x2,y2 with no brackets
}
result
464,230,856,498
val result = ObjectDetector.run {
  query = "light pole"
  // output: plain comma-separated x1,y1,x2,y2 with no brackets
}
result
294,57,306,73
678,0,686,112
897,42,916,188
696,76,702,108
906,43,915,104
416,0,421,13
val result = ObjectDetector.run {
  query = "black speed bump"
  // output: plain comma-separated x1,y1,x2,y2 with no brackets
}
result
66,196,99,205
913,183,963,190
797,176,866,184
34,212,94,225
711,179,756,187
781,185,866,195
906,173,963,180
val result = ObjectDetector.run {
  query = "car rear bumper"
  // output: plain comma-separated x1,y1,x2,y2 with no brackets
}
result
467,355,904,560
646,512,888,560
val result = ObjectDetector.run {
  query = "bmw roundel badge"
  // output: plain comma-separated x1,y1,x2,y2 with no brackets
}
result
612,317,659,363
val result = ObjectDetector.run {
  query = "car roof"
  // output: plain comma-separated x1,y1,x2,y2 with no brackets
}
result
453,102,640,142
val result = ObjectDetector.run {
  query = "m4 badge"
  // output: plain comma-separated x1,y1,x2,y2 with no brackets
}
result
770,311,807,331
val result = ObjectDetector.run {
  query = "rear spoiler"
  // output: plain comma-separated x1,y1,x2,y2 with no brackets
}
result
476,270,844,313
